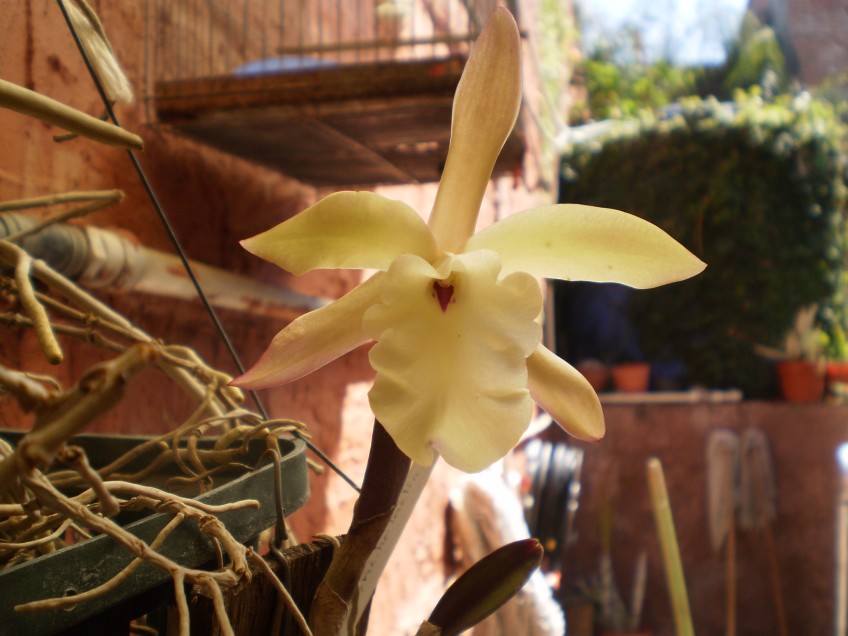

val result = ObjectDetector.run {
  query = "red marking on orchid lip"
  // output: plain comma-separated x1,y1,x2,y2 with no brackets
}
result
434,282,454,312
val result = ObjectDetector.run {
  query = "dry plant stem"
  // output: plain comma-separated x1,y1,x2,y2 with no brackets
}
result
171,389,216,479
16,474,243,608
0,364,54,410
15,251,63,364
21,513,186,611
78,481,259,516
0,240,229,417
2,192,124,243
0,78,142,149
127,494,251,577
59,445,120,516
0,503,28,516
32,291,145,346
0,311,127,353
114,447,251,485
0,344,155,491
4,198,121,242
0,189,123,213
0,518,71,551
165,462,253,489
173,570,190,636
200,573,235,636
310,421,413,635
77,407,258,484
248,549,314,636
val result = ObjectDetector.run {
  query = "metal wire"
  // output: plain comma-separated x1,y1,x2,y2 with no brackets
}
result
56,0,361,493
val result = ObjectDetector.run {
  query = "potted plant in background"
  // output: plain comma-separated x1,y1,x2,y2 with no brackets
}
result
756,305,827,403
611,358,651,393
577,358,611,392
824,319,848,400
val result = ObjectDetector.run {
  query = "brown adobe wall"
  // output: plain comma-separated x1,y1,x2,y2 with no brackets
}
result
554,401,848,636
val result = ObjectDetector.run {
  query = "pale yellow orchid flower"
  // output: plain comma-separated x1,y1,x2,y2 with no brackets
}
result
233,8,705,472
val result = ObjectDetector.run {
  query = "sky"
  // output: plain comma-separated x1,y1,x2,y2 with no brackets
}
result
577,0,750,66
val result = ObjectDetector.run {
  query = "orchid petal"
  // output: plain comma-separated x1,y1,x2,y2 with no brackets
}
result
363,251,542,472
428,7,522,253
241,192,439,275
527,345,605,441
232,274,383,389
466,204,707,288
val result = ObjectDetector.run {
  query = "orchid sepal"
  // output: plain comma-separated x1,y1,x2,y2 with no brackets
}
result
231,274,383,389
241,191,439,275
527,345,605,441
428,6,522,253
466,203,706,288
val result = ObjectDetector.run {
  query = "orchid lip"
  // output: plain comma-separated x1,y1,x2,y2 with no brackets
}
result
433,281,455,312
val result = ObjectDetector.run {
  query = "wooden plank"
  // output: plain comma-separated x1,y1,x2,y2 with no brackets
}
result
152,57,526,186
155,57,465,120
184,537,352,635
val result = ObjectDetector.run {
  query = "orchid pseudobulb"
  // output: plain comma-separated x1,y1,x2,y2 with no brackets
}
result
232,8,705,472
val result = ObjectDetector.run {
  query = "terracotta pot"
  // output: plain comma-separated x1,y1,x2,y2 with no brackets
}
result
827,361,848,393
776,360,825,403
577,360,610,392
612,362,651,392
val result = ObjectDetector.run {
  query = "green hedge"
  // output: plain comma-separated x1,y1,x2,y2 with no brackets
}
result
559,94,847,396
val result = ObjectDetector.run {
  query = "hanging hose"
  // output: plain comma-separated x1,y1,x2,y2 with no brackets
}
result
0,212,144,288
0,213,322,314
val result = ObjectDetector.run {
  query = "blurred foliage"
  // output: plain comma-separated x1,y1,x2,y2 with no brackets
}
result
560,93,848,395
572,11,788,122
720,12,785,97
579,57,700,120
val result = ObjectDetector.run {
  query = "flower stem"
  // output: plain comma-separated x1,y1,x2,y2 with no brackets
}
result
311,421,434,635
354,457,434,625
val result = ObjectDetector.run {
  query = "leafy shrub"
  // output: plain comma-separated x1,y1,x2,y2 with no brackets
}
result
559,93,847,395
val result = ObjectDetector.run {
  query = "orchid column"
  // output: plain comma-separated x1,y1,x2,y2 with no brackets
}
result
233,7,705,634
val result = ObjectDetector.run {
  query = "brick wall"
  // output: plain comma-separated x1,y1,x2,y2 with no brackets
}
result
754,0,848,84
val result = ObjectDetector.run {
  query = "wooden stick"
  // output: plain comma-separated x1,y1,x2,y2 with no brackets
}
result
0,79,142,149
646,457,694,636
0,189,123,213
726,500,736,636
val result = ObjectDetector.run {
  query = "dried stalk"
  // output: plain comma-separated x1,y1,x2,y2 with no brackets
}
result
84,481,258,517
0,189,122,213
248,549,314,636
3,196,124,243
0,310,127,354
0,239,231,417
58,445,120,517
18,473,244,599
20,513,186,611
0,518,72,551
173,570,190,635
0,344,156,491
14,251,63,364
0,78,142,149
0,365,55,411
